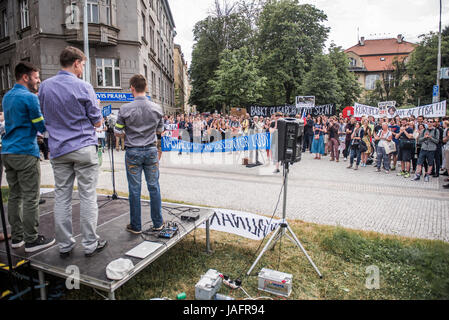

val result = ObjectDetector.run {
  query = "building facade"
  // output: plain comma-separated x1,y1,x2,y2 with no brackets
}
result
174,43,193,114
344,35,416,93
0,0,178,114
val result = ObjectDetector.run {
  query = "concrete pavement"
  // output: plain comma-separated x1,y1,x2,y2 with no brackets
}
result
17,148,449,242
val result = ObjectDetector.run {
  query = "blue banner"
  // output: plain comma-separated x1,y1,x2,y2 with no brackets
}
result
161,133,271,153
96,92,151,102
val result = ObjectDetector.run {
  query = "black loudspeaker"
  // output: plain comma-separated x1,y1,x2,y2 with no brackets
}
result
276,118,304,164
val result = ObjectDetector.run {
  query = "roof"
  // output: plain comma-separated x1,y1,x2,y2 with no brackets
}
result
345,38,416,56
361,54,409,72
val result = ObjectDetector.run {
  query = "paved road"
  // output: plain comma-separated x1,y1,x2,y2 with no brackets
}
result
26,149,449,242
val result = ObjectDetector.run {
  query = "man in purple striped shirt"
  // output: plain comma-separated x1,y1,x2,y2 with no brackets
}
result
39,46,107,258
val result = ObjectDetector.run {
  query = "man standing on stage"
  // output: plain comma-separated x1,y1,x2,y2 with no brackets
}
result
114,75,164,234
39,47,107,258
1,62,55,252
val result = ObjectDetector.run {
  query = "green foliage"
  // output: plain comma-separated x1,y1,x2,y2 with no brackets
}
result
404,26,449,106
301,54,342,106
327,44,362,110
256,0,329,104
208,47,267,110
188,8,253,112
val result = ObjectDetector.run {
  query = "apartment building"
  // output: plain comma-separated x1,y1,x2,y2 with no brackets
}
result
0,0,178,114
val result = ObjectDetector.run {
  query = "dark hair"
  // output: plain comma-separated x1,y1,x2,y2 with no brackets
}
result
60,46,86,68
15,61,39,81
129,74,147,93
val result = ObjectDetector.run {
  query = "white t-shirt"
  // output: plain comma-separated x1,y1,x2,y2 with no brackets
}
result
377,130,392,148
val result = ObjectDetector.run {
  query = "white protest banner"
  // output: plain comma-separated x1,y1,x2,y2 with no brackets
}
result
354,103,380,118
354,100,447,119
295,96,315,108
199,209,281,240
395,100,447,118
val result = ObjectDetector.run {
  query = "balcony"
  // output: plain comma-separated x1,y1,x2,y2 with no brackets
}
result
63,23,120,46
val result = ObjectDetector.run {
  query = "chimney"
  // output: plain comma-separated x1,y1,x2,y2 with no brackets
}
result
397,34,403,43
359,37,365,46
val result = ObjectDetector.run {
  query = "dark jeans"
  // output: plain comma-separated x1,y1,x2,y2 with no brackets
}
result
303,133,313,152
350,147,361,166
125,146,163,231
432,146,442,174
343,139,351,158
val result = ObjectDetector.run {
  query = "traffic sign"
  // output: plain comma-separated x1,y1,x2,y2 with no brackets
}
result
102,105,112,117
433,85,439,97
441,67,449,79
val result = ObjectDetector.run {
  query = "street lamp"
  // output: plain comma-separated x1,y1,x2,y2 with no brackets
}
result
435,0,442,103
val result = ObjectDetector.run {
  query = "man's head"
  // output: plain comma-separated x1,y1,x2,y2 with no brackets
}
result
427,118,434,129
60,46,86,78
15,62,41,93
401,118,407,126
129,74,147,96
417,115,424,123
350,117,356,124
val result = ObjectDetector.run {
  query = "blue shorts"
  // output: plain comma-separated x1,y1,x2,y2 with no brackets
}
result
417,150,435,166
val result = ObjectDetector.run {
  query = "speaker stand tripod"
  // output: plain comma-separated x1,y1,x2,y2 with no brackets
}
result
247,161,322,278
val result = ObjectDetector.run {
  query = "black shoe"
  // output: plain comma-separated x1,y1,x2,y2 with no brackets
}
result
126,224,142,235
443,184,449,189
11,239,25,249
433,174,439,178
85,239,108,257
39,199,46,205
25,235,55,253
442,171,448,176
60,249,73,259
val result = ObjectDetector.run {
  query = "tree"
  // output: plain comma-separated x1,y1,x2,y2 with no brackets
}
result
328,44,361,110
404,26,449,106
256,0,329,105
208,47,267,112
301,54,342,106
189,2,253,112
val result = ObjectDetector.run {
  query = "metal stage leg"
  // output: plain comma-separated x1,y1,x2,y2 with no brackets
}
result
206,219,212,254
38,271,46,300
108,291,115,300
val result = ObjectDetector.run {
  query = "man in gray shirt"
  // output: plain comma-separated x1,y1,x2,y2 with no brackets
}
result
115,75,164,234
412,119,440,182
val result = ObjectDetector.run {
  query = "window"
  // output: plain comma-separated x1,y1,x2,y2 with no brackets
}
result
144,64,148,81
1,9,8,38
96,58,121,88
20,0,29,29
6,65,11,89
365,74,380,90
151,71,156,97
349,57,357,67
87,0,99,23
141,13,146,40
0,67,4,91
106,0,111,25
70,2,78,25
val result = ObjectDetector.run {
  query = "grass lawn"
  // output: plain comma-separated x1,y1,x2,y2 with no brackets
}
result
2,187,449,300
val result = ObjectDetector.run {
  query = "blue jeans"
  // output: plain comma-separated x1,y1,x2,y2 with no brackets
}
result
350,147,361,166
125,146,163,231
376,146,390,170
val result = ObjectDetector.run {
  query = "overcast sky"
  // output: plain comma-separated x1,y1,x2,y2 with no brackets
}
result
167,0,449,66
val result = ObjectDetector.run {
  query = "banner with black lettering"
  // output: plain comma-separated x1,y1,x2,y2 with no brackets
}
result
354,101,447,118
247,104,335,117
199,209,281,240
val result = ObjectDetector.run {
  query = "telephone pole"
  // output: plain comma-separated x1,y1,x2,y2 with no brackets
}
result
83,0,91,83
436,0,442,102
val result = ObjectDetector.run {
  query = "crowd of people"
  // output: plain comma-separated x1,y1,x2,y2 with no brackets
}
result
302,113,449,187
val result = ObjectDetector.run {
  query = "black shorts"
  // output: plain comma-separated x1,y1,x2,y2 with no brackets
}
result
417,150,435,166
398,147,412,162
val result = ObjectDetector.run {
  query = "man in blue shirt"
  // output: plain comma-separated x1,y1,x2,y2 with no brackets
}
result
1,62,55,253
39,47,107,258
